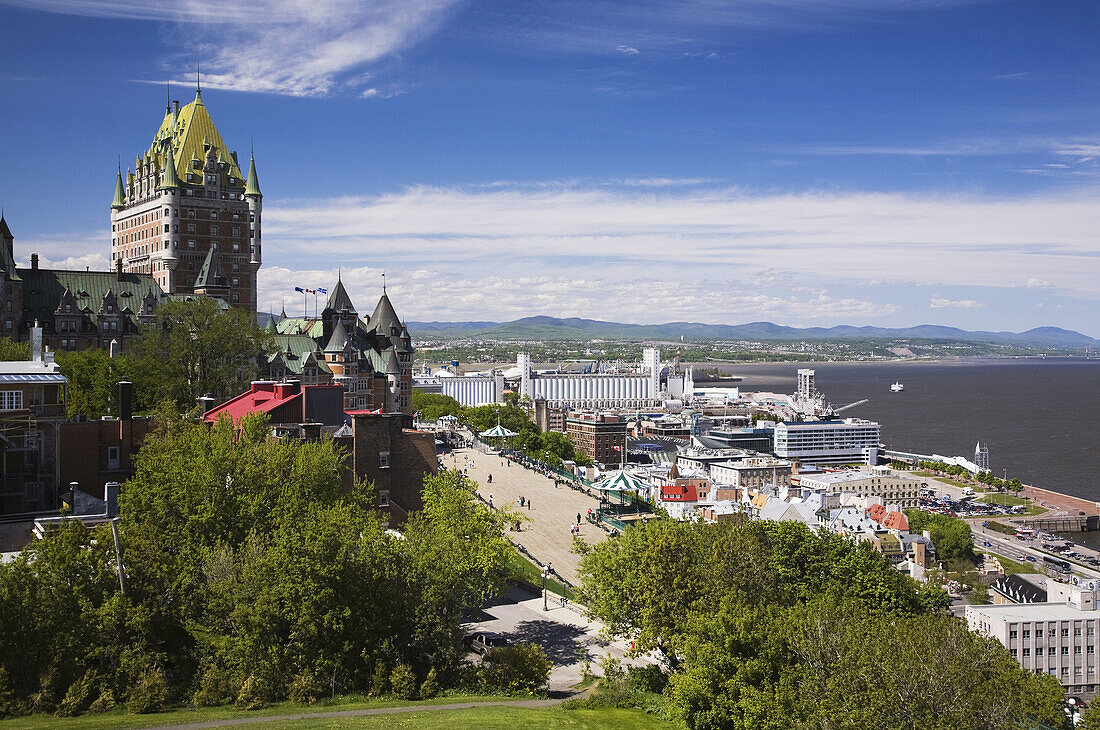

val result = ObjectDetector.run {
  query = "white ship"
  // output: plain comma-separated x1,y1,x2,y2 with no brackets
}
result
890,382,904,392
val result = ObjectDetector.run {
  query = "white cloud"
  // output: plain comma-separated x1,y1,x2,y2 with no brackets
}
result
929,296,985,309
615,45,640,54
8,0,458,96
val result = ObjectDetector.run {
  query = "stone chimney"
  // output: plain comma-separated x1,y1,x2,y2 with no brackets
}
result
115,256,123,280
30,253,38,270
105,481,120,518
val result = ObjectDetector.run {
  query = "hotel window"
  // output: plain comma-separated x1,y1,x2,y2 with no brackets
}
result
378,490,390,507
188,210,195,218
232,227,240,237
187,224,196,234
1076,628,1083,637
0,391,23,410
210,211,218,220
232,278,239,287
1036,629,1044,638
1022,648,1031,657
1063,647,1070,655
188,241,196,249
1023,630,1031,639
211,226,218,235
379,452,390,469
232,294,239,304
1076,646,1083,655
1063,629,1070,637
1049,647,1056,656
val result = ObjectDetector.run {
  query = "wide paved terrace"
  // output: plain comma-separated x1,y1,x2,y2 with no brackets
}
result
444,446,609,587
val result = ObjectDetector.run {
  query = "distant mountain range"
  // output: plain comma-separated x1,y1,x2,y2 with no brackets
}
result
407,316,1099,347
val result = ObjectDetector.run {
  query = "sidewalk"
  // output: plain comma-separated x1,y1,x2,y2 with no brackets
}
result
445,447,608,586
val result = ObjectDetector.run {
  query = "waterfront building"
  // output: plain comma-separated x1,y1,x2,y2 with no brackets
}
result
772,418,881,465
565,412,628,465
412,369,503,407
515,349,668,410
267,281,414,415
798,466,920,509
111,87,261,310
967,580,1100,698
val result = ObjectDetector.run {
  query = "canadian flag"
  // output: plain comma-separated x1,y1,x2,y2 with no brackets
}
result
371,407,384,414
612,445,623,451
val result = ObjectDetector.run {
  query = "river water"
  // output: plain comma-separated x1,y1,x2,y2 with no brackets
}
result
697,358,1100,502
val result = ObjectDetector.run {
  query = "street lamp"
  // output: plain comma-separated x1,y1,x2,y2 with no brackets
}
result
541,563,552,611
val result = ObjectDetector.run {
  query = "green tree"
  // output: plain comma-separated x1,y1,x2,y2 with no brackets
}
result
905,509,976,564
411,391,463,422
0,337,29,361
133,297,273,407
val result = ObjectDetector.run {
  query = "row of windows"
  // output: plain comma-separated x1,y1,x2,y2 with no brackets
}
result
1012,627,1096,639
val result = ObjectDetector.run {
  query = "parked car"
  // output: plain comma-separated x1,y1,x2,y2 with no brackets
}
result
1027,556,1037,562
465,631,509,656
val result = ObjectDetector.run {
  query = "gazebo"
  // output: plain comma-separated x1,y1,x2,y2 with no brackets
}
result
479,423,517,439
593,469,650,523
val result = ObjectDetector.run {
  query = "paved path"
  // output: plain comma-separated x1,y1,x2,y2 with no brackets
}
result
445,446,608,586
141,699,562,729
467,586,648,693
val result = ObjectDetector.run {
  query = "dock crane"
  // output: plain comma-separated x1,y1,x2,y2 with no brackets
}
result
827,399,869,417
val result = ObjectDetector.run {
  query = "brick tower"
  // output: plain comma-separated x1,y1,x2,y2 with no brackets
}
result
110,85,261,310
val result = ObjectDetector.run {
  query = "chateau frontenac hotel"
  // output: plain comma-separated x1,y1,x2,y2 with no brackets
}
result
111,85,261,310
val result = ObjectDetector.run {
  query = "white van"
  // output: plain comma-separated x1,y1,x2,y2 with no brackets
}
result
962,487,975,496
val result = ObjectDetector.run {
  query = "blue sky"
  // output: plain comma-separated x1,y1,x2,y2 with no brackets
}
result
1,0,1099,335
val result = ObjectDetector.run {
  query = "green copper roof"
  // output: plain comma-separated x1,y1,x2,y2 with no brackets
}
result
157,148,180,189
194,247,229,291
21,269,166,327
111,169,126,208
245,154,261,196
0,216,20,282
145,90,245,192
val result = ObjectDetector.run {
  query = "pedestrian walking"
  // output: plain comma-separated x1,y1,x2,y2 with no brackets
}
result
488,494,494,508
527,499,531,510
577,513,582,525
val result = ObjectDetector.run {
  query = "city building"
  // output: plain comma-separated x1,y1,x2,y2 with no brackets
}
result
0,338,67,515
267,281,414,415
533,398,566,433
710,456,793,490
202,380,346,435
798,466,920,509
334,413,438,527
515,349,667,410
59,381,154,502
990,574,1047,605
0,215,167,351
967,580,1100,698
772,418,882,465
111,86,261,310
565,412,628,465
412,369,503,407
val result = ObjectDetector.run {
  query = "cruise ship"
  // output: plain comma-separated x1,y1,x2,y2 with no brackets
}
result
890,382,904,392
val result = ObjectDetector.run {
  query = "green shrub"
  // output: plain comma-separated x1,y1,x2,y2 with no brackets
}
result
627,664,668,695
56,670,98,717
192,664,235,707
87,688,116,714
391,663,418,700
235,675,266,711
419,667,440,699
368,663,389,696
288,670,324,705
128,666,169,714
479,644,551,695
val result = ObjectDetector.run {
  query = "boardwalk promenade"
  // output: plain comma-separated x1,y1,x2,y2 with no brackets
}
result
443,446,609,586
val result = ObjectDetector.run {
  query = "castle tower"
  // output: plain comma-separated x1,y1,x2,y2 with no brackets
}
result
110,86,260,310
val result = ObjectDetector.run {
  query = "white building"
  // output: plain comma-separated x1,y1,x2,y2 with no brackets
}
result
798,466,920,509
710,456,793,490
967,580,1100,698
772,418,881,465
516,348,665,410
412,370,504,407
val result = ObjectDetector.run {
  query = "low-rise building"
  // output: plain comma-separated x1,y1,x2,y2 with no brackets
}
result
0,344,67,515
710,456,793,490
967,580,1100,698
990,574,1047,605
797,466,920,509
202,380,346,435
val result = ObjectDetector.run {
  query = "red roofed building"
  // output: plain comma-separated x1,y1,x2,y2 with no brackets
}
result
660,483,699,502
866,503,888,523
203,380,345,435
881,510,909,531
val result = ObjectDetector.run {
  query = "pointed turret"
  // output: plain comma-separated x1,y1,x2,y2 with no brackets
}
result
323,277,355,314
111,168,126,209
0,213,18,281
368,292,401,334
324,319,350,353
244,153,261,197
157,149,180,190
193,247,229,298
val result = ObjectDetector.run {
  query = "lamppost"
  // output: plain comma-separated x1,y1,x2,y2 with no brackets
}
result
541,563,551,611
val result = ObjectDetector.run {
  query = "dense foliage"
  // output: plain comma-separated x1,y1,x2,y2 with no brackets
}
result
0,415,512,717
905,509,977,564
919,460,1023,491
47,299,273,419
578,518,1065,729
413,390,592,468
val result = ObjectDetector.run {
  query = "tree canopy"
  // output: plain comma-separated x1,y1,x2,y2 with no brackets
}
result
578,517,1063,729
0,414,512,717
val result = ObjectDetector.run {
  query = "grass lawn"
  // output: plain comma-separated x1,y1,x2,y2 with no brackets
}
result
239,706,667,729
506,549,576,601
981,552,1034,575
0,694,517,730
926,475,977,489
975,494,1030,508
